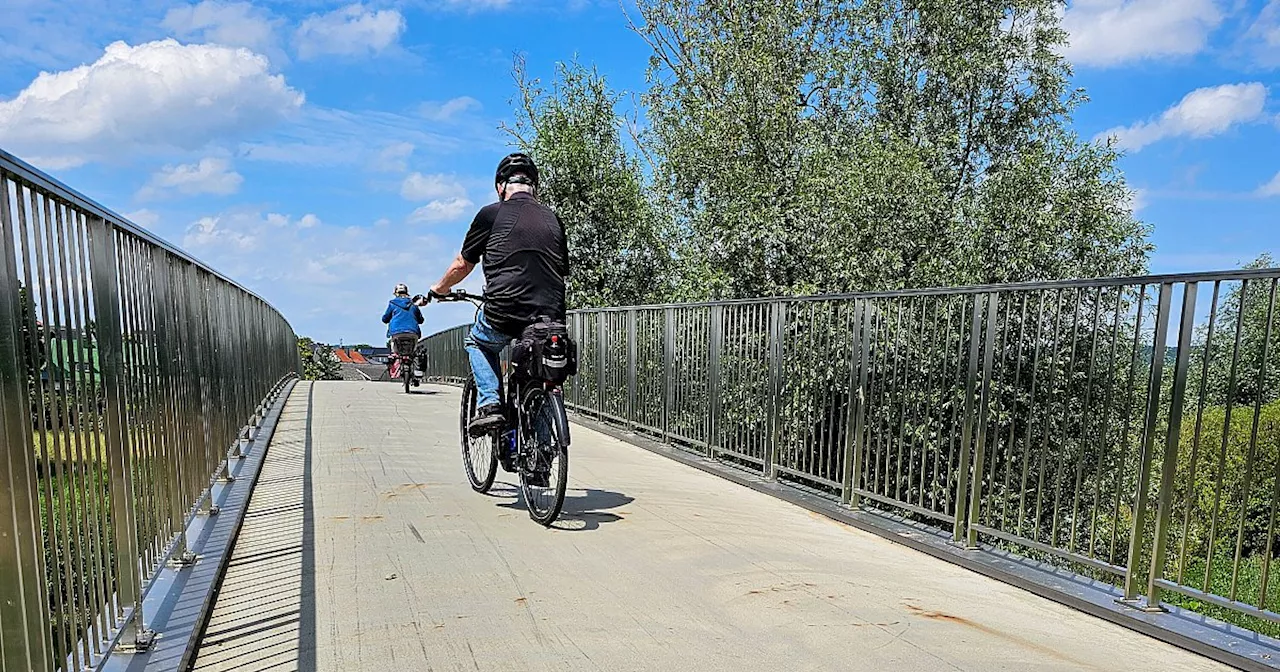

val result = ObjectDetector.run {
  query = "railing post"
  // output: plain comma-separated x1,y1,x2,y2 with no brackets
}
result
626,309,637,427
0,173,54,672
596,313,606,419
843,300,873,507
708,305,723,457
88,216,153,651
1123,282,1175,601
1145,283,1198,609
766,301,784,480
663,307,674,441
954,295,986,542
966,293,1000,548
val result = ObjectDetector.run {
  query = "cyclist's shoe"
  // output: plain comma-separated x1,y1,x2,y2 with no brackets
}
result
468,404,504,437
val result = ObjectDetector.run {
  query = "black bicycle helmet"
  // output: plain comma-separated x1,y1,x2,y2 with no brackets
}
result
495,152,539,187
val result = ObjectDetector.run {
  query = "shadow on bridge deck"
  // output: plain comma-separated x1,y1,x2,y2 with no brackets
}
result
190,381,1225,672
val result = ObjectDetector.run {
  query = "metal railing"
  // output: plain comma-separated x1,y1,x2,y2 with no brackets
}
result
418,268,1280,633
0,149,299,672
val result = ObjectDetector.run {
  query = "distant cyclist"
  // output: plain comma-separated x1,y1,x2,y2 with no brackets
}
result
429,152,569,435
382,283,425,340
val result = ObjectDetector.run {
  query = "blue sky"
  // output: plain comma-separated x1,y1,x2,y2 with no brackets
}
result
0,0,1277,345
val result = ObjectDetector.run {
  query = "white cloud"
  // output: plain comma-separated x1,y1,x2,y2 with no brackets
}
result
400,172,467,201
421,96,482,122
408,197,474,224
370,142,414,172
1098,83,1268,151
124,209,160,229
1061,0,1224,67
1241,1,1280,67
400,172,473,223
0,39,303,168
1125,188,1149,213
162,1,282,57
294,4,405,60
1258,172,1280,197
185,214,259,251
138,157,243,200
178,207,466,342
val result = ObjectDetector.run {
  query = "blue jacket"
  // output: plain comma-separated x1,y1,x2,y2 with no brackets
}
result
382,297,424,338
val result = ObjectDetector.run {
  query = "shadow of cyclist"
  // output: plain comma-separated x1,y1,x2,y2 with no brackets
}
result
493,485,633,532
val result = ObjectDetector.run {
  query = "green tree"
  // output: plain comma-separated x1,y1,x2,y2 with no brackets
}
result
505,56,674,308
629,0,1150,299
297,337,341,381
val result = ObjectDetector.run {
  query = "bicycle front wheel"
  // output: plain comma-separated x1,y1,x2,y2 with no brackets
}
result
519,388,568,526
460,378,497,492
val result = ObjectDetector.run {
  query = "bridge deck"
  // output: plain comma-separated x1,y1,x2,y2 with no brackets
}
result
191,381,1224,671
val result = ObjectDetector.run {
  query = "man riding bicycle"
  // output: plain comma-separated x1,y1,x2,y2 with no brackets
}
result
382,282,425,376
429,152,569,436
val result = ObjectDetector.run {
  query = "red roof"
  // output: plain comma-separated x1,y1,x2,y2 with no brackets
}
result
334,349,353,363
348,351,368,364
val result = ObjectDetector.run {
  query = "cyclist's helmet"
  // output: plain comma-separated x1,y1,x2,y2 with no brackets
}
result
394,283,409,296
495,152,539,188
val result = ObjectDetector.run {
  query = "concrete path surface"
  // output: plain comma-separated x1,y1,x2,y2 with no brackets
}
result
191,381,1226,672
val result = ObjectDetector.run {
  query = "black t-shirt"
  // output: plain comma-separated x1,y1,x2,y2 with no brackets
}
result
460,192,569,335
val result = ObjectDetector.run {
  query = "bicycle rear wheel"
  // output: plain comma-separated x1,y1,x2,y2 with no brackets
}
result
403,360,412,393
460,378,497,492
519,388,568,526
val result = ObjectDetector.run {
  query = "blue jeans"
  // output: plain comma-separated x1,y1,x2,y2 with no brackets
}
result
465,309,516,408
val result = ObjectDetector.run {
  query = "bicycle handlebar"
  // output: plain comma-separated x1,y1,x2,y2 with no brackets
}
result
428,289,487,304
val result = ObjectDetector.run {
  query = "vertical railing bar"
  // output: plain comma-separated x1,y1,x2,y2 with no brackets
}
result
627,309,637,428
1068,287,1104,555
920,298,941,511
1110,285,1148,563
1017,292,1048,538
1050,288,1085,550
966,293,1000,548
50,199,96,667
954,293,985,541
1177,281,1220,585
29,190,75,665
1033,289,1066,543
1000,293,1030,533
1145,282,1199,608
88,214,150,646
663,307,673,442
1203,280,1248,593
1089,287,1125,560
1230,279,1277,603
66,209,109,654
766,301,783,479
0,172,55,672
708,304,723,458
1123,282,1174,601
984,295,1013,531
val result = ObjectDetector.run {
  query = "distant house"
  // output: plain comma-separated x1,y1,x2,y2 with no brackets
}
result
360,347,391,365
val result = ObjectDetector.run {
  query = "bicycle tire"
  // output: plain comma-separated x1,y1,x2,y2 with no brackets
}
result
460,378,497,492
403,359,412,393
519,388,569,526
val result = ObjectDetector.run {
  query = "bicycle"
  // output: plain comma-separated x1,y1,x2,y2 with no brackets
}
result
429,289,572,526
388,334,419,393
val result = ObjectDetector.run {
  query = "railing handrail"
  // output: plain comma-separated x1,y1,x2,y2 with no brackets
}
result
563,266,1280,313
0,148,284,315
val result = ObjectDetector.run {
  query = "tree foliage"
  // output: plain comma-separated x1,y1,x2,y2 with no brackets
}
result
297,337,341,381
510,1,1151,305
632,0,1149,299
505,57,674,308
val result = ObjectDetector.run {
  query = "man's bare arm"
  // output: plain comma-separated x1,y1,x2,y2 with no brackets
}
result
430,254,475,295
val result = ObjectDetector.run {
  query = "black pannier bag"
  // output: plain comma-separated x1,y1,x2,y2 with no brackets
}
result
512,317,578,385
